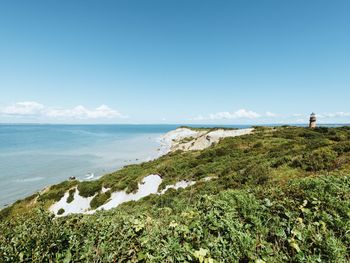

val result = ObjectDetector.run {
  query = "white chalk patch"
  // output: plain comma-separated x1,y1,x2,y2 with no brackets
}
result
101,186,110,193
49,175,218,216
49,188,95,216
97,174,162,211
159,180,195,195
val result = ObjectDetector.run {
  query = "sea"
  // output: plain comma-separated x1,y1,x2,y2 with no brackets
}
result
0,124,251,207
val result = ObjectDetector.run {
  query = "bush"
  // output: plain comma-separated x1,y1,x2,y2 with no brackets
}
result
302,148,338,172
90,191,111,209
0,207,12,221
77,180,102,197
66,188,75,203
38,180,76,202
333,141,350,154
57,208,65,215
253,142,263,148
271,156,292,168
241,163,270,185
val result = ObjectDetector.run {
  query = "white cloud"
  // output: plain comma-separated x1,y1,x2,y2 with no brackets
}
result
265,111,277,117
45,105,124,119
193,109,261,121
295,118,306,123
320,112,350,118
2,101,44,115
1,101,126,120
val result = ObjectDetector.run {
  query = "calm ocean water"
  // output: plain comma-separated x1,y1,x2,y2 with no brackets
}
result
0,124,173,207
0,124,251,207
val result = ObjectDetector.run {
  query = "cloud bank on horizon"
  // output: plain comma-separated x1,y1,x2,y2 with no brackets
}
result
0,101,126,121
0,101,349,124
192,109,350,124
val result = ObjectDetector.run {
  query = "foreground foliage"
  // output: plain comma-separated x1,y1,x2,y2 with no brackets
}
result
0,175,349,262
1,126,350,262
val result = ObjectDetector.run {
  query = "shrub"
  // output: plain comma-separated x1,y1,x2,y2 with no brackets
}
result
77,180,102,197
90,191,111,209
0,206,12,221
302,148,338,172
271,156,292,168
253,142,263,148
333,141,350,154
241,163,270,185
38,180,76,202
57,208,65,215
301,130,324,139
66,188,75,203
126,180,139,193
38,189,66,202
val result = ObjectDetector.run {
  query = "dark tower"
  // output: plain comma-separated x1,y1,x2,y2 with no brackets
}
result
309,113,316,128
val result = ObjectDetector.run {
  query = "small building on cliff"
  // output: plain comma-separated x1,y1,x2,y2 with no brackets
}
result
309,113,316,128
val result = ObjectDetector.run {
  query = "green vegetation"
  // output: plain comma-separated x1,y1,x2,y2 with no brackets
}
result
0,175,349,262
77,180,102,197
179,136,196,144
1,126,350,262
57,208,65,215
67,188,75,203
90,191,111,209
38,180,77,203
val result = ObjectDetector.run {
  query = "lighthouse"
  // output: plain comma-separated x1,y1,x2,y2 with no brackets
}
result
309,113,316,129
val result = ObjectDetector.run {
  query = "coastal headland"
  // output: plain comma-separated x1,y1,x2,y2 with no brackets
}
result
1,125,349,262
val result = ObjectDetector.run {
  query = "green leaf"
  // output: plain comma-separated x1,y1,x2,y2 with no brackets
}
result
63,250,72,263
290,241,301,253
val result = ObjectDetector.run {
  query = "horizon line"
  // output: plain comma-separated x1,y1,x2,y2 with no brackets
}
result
0,122,349,126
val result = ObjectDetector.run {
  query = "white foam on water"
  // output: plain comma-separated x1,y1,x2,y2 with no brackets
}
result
15,177,44,183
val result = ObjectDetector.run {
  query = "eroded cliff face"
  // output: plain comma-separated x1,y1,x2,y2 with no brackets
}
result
160,127,254,152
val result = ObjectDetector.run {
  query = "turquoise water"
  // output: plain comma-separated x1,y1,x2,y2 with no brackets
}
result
0,124,176,206
0,124,251,207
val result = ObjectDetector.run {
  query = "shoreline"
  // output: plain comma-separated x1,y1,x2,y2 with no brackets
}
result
48,126,254,216
0,128,172,208
1,126,253,211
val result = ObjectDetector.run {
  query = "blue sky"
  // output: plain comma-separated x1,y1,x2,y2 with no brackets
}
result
0,0,349,124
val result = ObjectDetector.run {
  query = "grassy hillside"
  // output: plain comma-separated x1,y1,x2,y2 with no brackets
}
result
1,126,350,262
